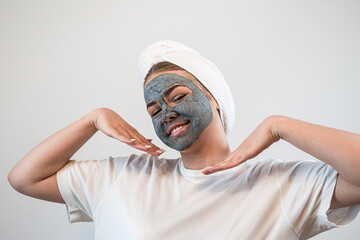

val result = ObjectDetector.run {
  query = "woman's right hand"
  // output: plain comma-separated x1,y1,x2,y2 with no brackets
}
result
90,108,165,156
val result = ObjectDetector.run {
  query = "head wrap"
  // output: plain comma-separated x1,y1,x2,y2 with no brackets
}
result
138,40,235,136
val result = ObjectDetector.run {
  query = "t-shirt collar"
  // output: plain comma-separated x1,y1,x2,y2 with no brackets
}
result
178,157,244,180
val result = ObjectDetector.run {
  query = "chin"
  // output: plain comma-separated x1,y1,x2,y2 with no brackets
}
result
167,138,195,152
177,136,205,153
159,122,210,152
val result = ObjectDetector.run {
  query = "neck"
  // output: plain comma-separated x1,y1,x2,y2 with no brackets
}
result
179,121,231,170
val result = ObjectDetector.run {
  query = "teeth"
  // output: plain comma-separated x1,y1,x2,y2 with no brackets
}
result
171,124,186,135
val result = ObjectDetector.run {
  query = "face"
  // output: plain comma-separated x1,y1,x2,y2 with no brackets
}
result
144,73,213,151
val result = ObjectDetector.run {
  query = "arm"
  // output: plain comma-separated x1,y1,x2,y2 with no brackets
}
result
272,115,360,209
202,115,360,209
8,110,98,203
8,108,163,203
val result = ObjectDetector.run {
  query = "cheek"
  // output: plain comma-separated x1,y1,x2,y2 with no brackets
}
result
182,103,200,116
152,117,162,129
178,96,211,119
175,100,197,117
152,113,166,134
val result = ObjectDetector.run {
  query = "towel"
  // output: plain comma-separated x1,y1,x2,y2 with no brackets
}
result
138,40,235,136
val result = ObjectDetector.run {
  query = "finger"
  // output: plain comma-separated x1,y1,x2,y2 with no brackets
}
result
110,128,163,155
126,131,165,156
202,161,233,175
114,134,135,144
142,142,166,156
201,154,239,174
125,137,163,155
128,134,152,149
122,129,147,147
133,133,163,151
132,143,165,156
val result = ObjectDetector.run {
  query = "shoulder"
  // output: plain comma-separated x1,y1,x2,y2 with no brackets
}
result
243,158,283,176
244,158,331,179
120,153,180,175
250,158,329,171
274,159,334,179
64,153,179,175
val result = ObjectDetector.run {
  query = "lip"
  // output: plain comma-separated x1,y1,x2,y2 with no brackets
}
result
167,121,190,135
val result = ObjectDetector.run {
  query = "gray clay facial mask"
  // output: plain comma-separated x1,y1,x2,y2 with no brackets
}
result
144,73,213,151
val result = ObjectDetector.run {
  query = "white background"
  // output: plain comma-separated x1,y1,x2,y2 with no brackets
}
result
1,0,359,239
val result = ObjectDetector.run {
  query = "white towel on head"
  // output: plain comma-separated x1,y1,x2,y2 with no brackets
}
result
138,40,235,136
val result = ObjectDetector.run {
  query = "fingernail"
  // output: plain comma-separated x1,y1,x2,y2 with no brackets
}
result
156,149,165,153
220,163,228,167
130,139,136,142
145,145,151,148
201,166,213,171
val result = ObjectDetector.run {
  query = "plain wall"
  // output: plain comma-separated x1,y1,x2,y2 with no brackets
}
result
1,0,359,239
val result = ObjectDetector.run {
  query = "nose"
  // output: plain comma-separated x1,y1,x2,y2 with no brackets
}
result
162,114,177,124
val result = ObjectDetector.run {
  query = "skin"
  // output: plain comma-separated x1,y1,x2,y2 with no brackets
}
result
144,73,213,151
7,109,164,204
145,70,360,210
144,70,231,170
7,69,360,212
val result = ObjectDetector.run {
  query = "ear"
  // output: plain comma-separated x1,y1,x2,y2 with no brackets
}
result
209,95,219,110
208,96,220,114
216,104,220,116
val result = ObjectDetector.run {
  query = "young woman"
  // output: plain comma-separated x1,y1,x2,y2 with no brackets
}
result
8,40,360,239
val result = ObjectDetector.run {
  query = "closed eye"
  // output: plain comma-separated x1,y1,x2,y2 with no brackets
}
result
164,84,192,105
152,109,162,118
147,100,162,118
173,94,187,102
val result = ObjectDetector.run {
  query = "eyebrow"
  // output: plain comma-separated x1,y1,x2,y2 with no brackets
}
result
164,84,183,97
147,101,158,109
146,84,185,109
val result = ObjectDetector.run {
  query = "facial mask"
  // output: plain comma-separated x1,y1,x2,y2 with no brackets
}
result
144,73,213,151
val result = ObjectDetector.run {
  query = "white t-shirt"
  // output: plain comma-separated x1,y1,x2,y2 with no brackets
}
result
56,154,360,240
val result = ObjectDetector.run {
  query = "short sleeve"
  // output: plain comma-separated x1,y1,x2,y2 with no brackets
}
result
276,159,360,239
56,156,128,223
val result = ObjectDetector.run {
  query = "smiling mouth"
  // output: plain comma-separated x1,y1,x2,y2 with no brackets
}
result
167,121,190,137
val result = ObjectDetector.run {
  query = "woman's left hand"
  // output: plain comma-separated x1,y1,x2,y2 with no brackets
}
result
202,116,281,175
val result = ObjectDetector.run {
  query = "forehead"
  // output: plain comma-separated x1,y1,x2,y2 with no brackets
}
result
144,73,199,102
144,70,197,87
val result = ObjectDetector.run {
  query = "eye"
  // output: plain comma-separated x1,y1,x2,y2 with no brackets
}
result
173,94,186,102
147,100,162,118
151,109,162,118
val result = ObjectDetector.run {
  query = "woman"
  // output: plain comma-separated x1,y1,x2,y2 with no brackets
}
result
8,40,360,239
